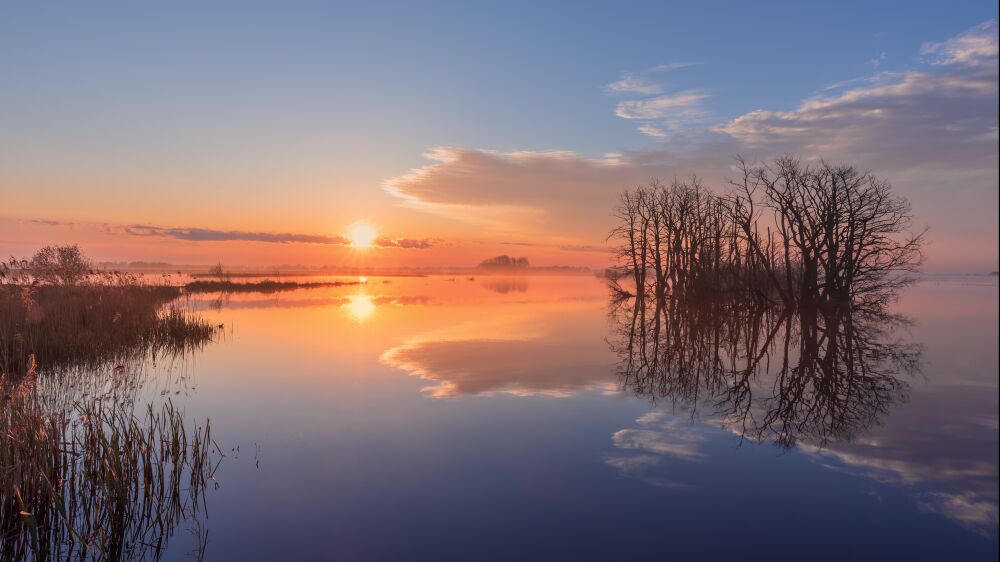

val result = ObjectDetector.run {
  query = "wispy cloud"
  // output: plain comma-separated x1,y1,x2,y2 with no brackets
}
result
375,237,436,249
637,124,668,138
28,220,437,249
605,62,697,95
648,62,697,73
868,51,887,69
606,62,707,137
713,22,998,159
606,75,663,95
27,219,75,227
615,90,709,121
921,20,998,66
603,411,711,488
121,224,351,245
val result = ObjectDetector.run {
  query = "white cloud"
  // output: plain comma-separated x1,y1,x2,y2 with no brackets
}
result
614,90,709,121
611,427,707,461
606,74,663,95
637,124,668,138
921,20,998,66
604,411,711,488
605,62,696,95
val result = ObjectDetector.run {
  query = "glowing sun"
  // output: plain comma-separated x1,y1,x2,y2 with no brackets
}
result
347,222,378,248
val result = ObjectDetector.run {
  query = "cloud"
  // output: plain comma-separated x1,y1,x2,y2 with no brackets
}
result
384,22,998,270
606,75,663,95
798,381,1000,533
649,62,697,73
375,237,436,249
606,63,707,136
89,223,437,249
605,62,695,95
121,224,351,245
921,20,998,66
603,411,711,488
381,337,615,397
27,219,75,227
637,124,668,138
614,91,709,121
868,51,887,69
384,147,679,239
611,427,707,462
381,296,616,397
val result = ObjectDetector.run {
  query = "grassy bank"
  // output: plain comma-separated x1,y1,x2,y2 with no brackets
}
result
1,282,218,379
183,279,360,293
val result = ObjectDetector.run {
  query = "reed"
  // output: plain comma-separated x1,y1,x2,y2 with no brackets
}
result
0,283,217,380
0,376,220,560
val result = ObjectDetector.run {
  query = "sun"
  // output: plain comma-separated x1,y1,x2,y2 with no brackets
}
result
347,221,378,248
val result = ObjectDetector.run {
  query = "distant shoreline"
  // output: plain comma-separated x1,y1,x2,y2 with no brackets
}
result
99,263,595,277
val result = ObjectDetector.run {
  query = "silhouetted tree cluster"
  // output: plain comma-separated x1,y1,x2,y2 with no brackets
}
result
608,157,926,308
477,255,530,269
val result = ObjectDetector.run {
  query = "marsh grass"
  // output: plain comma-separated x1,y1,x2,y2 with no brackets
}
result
183,279,360,294
1,281,217,380
0,252,226,559
1,376,220,560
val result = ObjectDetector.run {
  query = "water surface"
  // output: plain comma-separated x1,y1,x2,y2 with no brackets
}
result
141,275,997,560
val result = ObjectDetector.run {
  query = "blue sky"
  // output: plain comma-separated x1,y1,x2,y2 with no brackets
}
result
3,1,995,156
1,1,998,270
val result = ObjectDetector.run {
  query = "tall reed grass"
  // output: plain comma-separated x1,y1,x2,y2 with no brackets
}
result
1,376,219,560
1,279,217,380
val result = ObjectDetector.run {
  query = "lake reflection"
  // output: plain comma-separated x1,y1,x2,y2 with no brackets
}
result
67,275,997,560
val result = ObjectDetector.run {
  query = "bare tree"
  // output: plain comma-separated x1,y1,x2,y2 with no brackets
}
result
609,156,925,309
746,156,926,306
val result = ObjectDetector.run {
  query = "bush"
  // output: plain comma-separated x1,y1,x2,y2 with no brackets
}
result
27,244,92,286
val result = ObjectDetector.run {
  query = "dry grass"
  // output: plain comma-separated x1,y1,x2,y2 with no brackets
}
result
1,282,217,379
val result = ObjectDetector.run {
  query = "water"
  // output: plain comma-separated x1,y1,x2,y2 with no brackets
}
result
115,276,1000,559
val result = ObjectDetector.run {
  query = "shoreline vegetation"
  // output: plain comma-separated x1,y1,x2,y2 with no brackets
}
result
1,245,223,559
1,252,220,379
183,279,361,294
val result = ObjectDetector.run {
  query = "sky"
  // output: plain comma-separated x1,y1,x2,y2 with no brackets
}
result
1,1,997,271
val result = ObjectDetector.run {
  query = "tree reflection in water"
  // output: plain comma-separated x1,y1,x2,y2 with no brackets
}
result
608,288,922,448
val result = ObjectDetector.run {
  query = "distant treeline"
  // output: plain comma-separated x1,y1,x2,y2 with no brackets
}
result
477,255,530,269
608,156,925,309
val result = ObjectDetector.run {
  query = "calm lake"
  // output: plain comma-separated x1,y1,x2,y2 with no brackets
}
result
130,274,996,560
